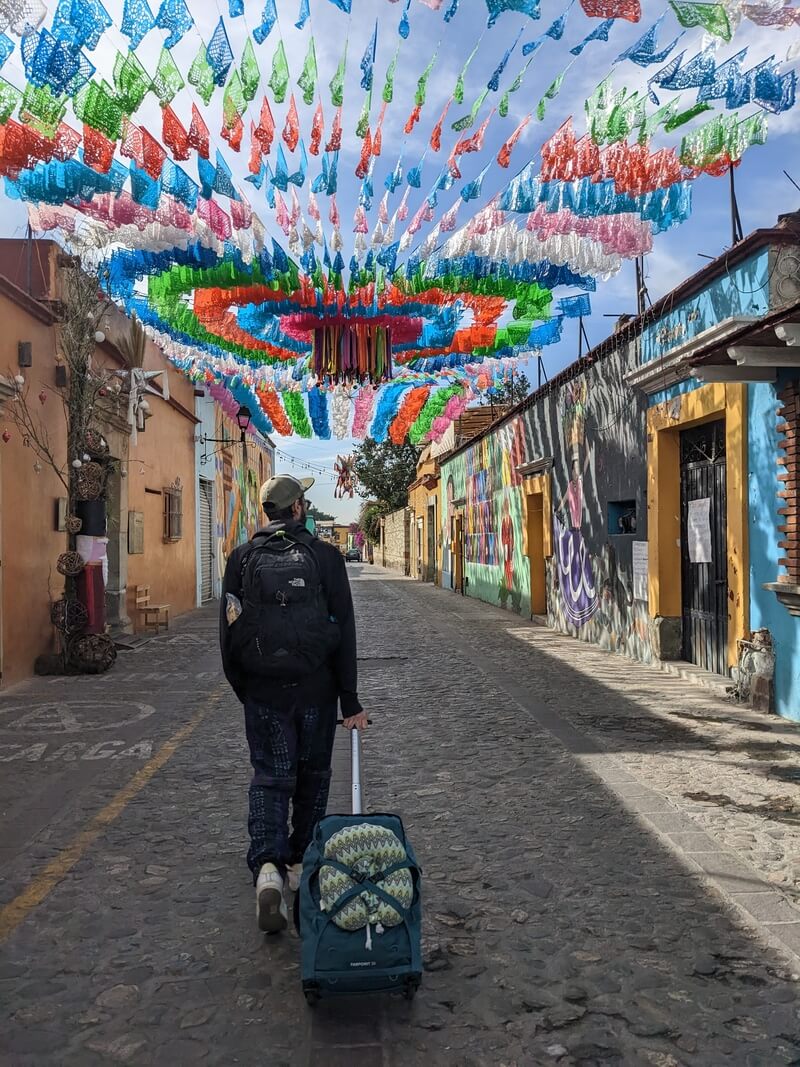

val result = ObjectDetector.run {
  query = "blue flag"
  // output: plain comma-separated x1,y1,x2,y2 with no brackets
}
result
360,21,377,91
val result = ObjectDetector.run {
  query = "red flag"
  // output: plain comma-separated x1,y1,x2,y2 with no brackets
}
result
188,104,210,159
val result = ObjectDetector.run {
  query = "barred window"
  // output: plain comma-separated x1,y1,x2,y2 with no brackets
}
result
163,487,183,542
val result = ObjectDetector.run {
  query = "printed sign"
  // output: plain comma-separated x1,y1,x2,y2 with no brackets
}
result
632,541,649,602
687,497,712,564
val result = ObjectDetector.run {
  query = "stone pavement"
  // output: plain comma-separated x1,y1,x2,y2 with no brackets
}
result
2,565,800,1065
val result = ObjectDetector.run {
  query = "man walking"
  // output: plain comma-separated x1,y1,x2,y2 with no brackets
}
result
220,474,367,933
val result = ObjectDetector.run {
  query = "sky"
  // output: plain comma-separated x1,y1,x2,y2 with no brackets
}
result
0,0,798,522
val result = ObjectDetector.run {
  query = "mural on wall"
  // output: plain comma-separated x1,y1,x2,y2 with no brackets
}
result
214,409,272,579
439,345,653,668
543,360,652,663
442,415,529,615
553,377,599,628
443,473,456,588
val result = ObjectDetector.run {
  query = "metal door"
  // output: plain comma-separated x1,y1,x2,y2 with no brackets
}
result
199,479,215,602
680,420,728,675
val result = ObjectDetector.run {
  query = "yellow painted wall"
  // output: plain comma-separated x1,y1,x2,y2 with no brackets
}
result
647,382,748,669
409,448,440,582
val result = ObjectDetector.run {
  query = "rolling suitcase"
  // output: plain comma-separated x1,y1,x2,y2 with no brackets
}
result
297,726,423,1005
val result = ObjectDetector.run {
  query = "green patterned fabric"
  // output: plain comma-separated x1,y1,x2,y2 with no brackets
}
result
319,822,413,932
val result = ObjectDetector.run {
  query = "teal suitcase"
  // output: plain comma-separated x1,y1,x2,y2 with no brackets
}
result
296,731,422,1005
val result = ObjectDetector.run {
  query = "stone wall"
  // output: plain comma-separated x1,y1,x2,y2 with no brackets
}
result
381,508,411,575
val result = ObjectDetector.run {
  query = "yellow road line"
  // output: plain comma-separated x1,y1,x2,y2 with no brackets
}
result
0,693,219,944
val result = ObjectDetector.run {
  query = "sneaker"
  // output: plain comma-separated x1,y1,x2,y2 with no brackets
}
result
286,863,303,894
256,863,288,934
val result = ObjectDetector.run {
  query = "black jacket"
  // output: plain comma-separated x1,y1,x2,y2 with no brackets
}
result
220,521,363,717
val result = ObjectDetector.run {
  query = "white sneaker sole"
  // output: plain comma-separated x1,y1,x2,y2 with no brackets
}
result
257,886,288,934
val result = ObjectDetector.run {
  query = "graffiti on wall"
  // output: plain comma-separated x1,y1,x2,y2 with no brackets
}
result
442,415,529,614
544,365,652,663
553,376,599,628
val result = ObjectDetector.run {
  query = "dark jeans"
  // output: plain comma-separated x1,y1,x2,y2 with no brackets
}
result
244,698,338,883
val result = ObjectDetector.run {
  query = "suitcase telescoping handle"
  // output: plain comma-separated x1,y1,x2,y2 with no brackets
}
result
337,719,371,816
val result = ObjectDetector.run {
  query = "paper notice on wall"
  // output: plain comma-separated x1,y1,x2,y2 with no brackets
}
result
632,541,648,602
687,497,712,564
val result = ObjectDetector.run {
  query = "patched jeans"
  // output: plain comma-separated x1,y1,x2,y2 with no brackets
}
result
243,699,338,882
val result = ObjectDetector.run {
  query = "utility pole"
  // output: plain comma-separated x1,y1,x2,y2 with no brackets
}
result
729,165,744,246
634,256,650,318
577,315,590,359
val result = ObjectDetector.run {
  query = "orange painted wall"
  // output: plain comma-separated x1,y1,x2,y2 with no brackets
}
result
0,243,202,677
125,336,198,631
0,289,64,685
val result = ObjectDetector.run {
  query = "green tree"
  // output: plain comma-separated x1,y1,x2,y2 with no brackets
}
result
308,504,335,523
358,500,388,546
352,439,419,510
480,370,531,408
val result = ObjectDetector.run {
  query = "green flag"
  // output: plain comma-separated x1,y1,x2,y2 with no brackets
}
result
188,42,215,106
330,41,347,107
383,46,398,103
223,70,246,126
499,90,509,117
415,51,438,107
451,87,488,131
669,0,732,40
356,90,371,137
453,41,480,105
113,50,151,113
20,84,66,137
297,36,317,106
74,80,124,139
152,48,184,107
663,100,712,133
0,79,20,124
240,38,260,103
535,69,567,123
269,40,290,103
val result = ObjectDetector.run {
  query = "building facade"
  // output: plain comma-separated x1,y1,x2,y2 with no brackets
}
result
408,446,440,584
0,239,273,687
438,214,800,721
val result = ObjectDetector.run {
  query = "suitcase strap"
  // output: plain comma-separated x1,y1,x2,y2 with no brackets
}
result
318,858,419,921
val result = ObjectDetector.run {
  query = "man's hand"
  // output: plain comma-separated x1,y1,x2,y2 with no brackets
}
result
343,711,369,731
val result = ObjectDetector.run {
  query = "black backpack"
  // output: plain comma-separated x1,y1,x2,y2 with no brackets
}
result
231,528,341,681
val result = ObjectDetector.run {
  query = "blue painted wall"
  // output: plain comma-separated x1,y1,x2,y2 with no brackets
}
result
748,377,800,721
644,249,772,409
641,248,771,367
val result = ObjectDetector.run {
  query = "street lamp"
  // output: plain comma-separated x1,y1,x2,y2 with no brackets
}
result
236,404,251,463
199,403,255,465
236,405,252,434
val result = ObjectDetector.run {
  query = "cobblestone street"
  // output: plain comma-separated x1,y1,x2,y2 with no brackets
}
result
2,565,800,1066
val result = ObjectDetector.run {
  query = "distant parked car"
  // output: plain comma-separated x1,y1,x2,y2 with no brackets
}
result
345,547,362,562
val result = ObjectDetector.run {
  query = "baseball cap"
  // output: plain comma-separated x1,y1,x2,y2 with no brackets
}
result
259,473,315,509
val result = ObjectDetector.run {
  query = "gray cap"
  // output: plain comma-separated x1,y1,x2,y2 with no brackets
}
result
259,474,315,508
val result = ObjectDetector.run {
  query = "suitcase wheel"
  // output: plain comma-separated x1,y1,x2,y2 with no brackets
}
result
403,978,420,1002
